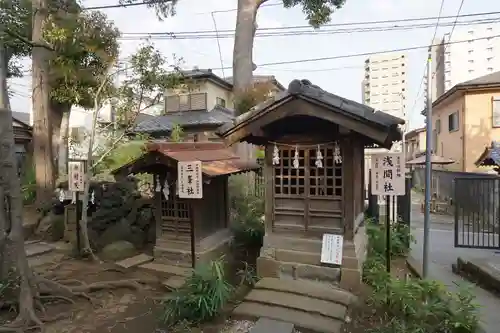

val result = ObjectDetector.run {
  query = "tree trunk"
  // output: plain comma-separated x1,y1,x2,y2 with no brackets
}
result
232,0,259,97
49,102,71,179
32,0,55,206
0,42,39,328
50,101,62,180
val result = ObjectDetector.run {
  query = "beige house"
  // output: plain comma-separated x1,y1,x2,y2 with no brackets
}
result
134,69,284,142
404,127,426,161
424,71,500,172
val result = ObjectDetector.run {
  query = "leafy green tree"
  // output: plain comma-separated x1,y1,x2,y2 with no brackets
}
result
78,43,182,260
1,0,119,197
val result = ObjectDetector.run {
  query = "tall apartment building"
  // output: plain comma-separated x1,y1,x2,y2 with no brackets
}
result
424,38,445,103
428,23,500,102
362,52,408,120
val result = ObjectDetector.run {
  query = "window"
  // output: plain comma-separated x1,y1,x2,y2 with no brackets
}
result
488,67,494,72
435,119,441,134
468,50,473,54
492,97,500,127
487,57,494,62
468,59,474,63
448,112,459,132
468,69,474,73
487,47,494,52
216,97,226,107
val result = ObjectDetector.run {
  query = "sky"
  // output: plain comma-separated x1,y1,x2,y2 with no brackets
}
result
8,0,500,130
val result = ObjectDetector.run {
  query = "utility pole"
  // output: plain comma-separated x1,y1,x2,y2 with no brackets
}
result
423,49,433,278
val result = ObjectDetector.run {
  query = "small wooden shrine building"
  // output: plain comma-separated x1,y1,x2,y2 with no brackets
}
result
112,142,259,268
216,79,404,290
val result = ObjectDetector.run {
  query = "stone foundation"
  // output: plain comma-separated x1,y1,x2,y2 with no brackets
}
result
153,228,233,267
256,234,341,284
256,223,368,292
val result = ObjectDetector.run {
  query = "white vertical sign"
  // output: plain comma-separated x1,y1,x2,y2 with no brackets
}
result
320,234,344,265
371,152,405,196
178,161,203,199
68,161,85,192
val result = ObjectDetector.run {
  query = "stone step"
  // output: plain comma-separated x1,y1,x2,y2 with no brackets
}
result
138,262,192,278
245,289,347,320
250,318,294,333
28,252,65,268
277,260,341,283
233,302,343,333
255,278,355,306
25,241,54,258
162,275,187,291
116,254,154,269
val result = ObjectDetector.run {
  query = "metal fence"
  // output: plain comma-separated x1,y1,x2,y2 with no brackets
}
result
454,177,500,249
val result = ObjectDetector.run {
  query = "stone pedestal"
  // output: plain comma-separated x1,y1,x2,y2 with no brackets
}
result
256,233,341,284
64,204,77,245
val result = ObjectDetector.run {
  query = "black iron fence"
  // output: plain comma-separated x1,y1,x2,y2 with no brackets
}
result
454,177,500,249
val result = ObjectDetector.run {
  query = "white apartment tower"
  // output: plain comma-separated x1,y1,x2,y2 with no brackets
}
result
430,23,500,101
362,52,408,120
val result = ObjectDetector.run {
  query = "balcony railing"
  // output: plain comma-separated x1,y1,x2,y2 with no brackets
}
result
165,93,207,112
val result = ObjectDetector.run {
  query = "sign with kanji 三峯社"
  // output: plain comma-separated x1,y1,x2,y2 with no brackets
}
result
178,161,203,199
370,152,405,196
68,161,85,192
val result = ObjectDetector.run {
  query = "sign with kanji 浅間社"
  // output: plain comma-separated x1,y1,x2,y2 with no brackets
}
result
68,161,85,192
370,152,405,196
177,160,203,199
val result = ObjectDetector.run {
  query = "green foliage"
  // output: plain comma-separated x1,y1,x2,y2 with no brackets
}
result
363,223,480,333
21,163,36,204
229,176,265,250
170,124,184,142
234,82,275,116
112,43,182,128
45,10,120,108
119,0,178,19
161,258,233,328
365,222,413,259
98,140,147,172
282,0,346,28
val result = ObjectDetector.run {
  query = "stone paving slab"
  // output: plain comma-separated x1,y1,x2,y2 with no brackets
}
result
138,262,192,278
245,289,347,320
233,278,353,333
162,275,186,290
255,277,356,306
25,242,54,257
233,303,343,333
250,318,294,333
116,254,153,269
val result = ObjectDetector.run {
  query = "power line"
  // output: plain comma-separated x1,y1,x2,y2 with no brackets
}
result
434,0,466,75
82,0,174,11
118,18,500,40
120,10,500,35
212,34,500,70
410,0,446,119
83,0,281,12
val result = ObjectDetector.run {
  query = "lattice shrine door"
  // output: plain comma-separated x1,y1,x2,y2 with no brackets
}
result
160,182,193,242
273,145,343,235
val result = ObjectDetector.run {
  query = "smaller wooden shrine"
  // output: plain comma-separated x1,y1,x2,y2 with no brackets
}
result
111,142,260,268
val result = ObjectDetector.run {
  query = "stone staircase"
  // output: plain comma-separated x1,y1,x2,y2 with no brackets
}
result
233,278,356,333
115,253,192,291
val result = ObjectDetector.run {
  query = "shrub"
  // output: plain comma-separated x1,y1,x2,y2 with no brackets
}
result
21,163,36,204
363,223,480,333
161,258,233,328
229,176,264,251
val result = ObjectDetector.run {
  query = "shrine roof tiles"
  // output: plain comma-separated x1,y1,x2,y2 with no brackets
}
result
216,79,404,137
112,142,260,177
